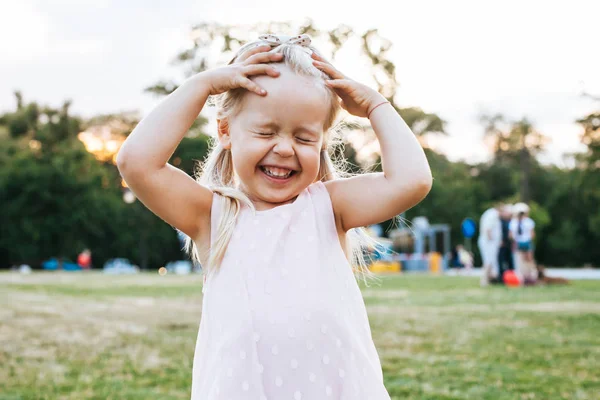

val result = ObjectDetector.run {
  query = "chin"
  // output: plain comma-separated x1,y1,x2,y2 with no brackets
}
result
259,184,301,203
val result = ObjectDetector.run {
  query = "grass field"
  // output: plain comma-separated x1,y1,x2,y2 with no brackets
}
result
1,272,599,400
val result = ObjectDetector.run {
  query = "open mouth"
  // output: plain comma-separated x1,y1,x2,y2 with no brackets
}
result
259,166,297,180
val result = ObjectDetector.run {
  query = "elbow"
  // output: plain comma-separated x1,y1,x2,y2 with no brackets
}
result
407,168,433,198
388,172,432,207
415,173,433,200
116,146,140,176
115,148,129,174
387,170,433,196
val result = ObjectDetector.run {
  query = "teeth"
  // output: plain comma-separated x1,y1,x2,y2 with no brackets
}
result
263,166,292,178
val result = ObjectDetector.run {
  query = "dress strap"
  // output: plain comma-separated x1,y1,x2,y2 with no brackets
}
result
307,181,339,243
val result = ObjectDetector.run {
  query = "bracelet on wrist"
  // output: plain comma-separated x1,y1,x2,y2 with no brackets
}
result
367,101,391,119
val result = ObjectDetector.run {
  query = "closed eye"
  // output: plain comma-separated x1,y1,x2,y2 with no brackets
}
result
296,137,314,143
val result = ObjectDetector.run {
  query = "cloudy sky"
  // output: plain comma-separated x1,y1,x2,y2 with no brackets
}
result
1,0,599,166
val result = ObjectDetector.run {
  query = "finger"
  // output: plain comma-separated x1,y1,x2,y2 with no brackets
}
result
244,51,284,65
238,77,267,96
313,60,345,79
237,44,273,63
324,79,354,91
311,52,325,62
243,64,280,78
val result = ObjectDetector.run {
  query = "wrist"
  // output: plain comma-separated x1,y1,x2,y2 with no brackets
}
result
187,72,214,98
367,97,391,119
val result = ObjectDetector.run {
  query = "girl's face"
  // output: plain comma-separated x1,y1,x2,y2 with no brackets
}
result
219,64,331,210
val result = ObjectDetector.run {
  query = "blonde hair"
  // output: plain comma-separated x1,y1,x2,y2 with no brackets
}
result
185,38,378,284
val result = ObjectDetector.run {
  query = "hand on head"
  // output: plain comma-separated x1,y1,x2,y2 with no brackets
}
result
207,34,386,119
204,45,283,96
311,52,388,118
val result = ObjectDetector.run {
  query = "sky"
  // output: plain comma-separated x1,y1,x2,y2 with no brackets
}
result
1,0,599,166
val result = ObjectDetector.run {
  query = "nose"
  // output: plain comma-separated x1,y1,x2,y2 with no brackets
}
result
272,136,294,157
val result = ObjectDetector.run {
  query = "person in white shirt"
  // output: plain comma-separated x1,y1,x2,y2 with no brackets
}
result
509,204,535,261
509,203,537,284
477,204,503,286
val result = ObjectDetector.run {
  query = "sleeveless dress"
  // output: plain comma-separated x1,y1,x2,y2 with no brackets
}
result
191,181,391,400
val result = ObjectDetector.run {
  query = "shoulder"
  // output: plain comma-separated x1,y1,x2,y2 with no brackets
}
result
482,208,496,218
481,208,495,223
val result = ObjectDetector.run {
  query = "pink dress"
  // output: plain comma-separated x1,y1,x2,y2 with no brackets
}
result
191,182,391,399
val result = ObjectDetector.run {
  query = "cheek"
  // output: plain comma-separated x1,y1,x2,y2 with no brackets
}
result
298,147,321,172
231,137,266,165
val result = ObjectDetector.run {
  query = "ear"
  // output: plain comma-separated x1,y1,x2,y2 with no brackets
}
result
217,119,231,149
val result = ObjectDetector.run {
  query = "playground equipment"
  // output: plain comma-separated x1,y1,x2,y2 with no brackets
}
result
42,258,82,271
368,217,451,274
368,237,401,273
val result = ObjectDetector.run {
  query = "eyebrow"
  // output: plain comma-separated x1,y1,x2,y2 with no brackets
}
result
295,127,320,137
253,121,279,131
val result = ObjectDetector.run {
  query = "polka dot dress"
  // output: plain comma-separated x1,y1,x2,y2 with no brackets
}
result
191,182,391,399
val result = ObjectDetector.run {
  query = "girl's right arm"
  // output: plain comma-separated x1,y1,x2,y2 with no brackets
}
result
116,74,214,240
116,46,282,240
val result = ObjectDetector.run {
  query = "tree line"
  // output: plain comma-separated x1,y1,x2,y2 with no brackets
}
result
1,21,598,269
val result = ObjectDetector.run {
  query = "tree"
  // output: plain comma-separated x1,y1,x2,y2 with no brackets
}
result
479,114,549,203
0,94,183,269
575,109,600,263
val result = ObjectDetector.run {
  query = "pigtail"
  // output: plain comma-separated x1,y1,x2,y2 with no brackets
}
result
184,142,253,275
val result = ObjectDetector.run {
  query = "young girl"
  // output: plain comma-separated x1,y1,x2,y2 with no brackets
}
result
510,203,537,284
510,203,535,262
117,33,432,400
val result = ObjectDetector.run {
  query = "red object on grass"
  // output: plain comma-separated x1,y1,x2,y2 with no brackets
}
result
77,252,91,269
503,270,520,287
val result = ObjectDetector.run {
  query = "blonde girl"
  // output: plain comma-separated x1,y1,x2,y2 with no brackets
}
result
117,33,432,400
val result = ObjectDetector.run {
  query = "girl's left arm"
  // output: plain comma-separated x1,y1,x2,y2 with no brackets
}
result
312,53,432,231
325,102,432,231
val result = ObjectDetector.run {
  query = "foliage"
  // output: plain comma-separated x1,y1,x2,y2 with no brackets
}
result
1,23,599,268
0,94,184,269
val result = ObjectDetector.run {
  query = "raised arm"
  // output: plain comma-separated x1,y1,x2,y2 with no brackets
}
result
116,46,283,239
312,55,432,231
116,74,214,240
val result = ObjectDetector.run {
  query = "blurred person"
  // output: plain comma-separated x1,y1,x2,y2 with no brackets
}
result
117,33,432,399
510,203,537,284
457,244,474,270
477,204,503,286
498,204,515,283
449,244,473,272
449,246,462,270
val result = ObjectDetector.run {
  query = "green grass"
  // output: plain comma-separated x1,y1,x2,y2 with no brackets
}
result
1,272,599,399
